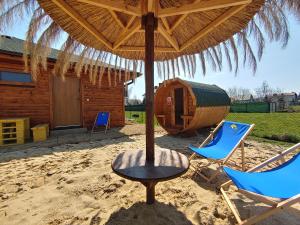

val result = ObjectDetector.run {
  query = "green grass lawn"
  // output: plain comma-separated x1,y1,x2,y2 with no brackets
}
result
125,111,300,144
226,113,300,143
125,111,160,126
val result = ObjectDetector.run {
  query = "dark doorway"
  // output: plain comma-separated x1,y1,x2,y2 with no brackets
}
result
174,88,184,125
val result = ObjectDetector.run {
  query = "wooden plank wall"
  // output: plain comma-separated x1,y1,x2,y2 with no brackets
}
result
0,52,125,129
0,53,51,127
81,73,125,129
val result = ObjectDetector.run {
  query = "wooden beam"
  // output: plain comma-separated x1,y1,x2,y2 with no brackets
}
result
148,0,154,12
117,46,177,52
169,0,201,33
140,0,147,15
113,18,141,50
109,10,125,28
157,21,179,51
158,0,251,17
180,5,248,51
161,18,171,32
52,0,112,49
158,4,171,33
126,16,137,28
77,0,141,16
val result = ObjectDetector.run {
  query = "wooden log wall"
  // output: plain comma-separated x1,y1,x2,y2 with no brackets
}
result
0,52,125,129
81,73,125,129
0,53,51,127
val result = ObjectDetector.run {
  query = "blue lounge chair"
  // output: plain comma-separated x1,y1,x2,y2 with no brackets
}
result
91,112,110,134
188,120,255,182
221,143,300,225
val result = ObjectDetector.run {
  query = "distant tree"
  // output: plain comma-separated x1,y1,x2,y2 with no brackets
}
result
255,81,271,98
255,81,283,98
227,87,252,101
227,87,238,99
250,94,254,102
274,87,283,95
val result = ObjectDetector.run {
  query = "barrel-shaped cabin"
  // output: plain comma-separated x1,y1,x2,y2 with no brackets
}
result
154,78,230,134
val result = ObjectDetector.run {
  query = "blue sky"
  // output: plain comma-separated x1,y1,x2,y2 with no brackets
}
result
2,13,300,100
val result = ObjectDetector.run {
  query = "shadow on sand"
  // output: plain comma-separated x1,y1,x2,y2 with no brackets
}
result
0,127,136,163
231,196,300,225
103,201,193,225
154,128,211,155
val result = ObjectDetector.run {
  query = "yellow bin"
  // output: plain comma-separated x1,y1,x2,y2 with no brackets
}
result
31,124,49,142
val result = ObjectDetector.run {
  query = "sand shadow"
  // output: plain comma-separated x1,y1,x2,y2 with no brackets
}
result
155,128,210,154
155,129,228,191
188,167,229,191
0,127,135,163
231,195,300,224
103,201,193,225
154,134,199,157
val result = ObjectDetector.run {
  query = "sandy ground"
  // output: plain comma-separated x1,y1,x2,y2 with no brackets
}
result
0,124,299,225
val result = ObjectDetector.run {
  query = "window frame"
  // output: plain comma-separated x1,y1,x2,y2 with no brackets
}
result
0,70,35,87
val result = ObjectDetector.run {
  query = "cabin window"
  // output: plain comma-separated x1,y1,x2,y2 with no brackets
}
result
0,71,32,83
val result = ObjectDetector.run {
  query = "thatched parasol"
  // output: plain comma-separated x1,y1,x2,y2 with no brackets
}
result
0,0,299,204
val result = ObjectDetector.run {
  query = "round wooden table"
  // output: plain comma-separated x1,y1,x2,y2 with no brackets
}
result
112,149,190,204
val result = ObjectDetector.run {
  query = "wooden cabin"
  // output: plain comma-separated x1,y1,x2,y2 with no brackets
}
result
155,78,230,134
0,35,138,130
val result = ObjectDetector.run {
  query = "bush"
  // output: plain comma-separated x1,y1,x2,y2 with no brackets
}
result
263,134,300,143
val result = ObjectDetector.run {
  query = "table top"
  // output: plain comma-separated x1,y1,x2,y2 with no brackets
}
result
112,149,190,182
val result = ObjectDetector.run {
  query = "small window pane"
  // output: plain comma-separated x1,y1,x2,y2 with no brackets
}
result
0,71,32,82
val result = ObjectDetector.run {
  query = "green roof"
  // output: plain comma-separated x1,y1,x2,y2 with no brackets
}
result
185,80,231,107
0,35,59,59
0,35,142,77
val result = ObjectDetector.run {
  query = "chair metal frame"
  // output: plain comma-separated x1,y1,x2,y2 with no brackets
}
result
91,112,110,134
220,143,300,225
189,120,255,182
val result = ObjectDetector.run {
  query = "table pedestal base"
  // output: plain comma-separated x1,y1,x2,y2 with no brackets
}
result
142,181,157,204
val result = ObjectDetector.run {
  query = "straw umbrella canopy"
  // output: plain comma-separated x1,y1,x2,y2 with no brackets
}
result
0,0,299,204
1,1,298,79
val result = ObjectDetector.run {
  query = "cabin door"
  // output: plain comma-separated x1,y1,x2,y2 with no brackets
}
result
53,76,81,128
174,88,184,125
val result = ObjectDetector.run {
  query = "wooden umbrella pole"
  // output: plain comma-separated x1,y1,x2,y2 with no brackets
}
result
143,13,156,163
143,12,157,204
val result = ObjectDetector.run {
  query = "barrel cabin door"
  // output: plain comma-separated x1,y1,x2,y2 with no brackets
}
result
53,76,81,128
174,88,184,126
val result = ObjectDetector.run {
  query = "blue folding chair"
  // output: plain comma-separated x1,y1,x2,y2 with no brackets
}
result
91,112,110,134
188,120,255,182
221,143,300,225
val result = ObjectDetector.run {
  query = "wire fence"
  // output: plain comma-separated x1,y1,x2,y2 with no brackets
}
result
125,111,160,126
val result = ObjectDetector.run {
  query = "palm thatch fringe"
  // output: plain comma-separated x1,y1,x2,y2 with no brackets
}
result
0,0,299,85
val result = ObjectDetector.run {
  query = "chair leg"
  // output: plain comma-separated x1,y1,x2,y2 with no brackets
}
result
91,116,97,134
91,125,95,134
241,141,245,171
221,186,299,225
220,187,243,224
105,123,108,134
239,205,286,225
189,153,197,160
190,159,221,182
190,164,210,181
207,167,222,183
